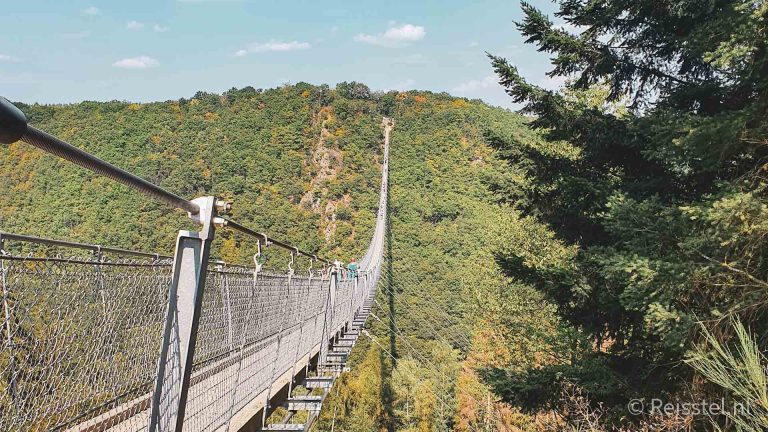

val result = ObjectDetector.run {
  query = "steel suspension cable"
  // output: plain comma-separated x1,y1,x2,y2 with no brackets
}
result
372,249,509,428
375,261,473,347
389,271,474,346
369,309,480,401
361,329,481,432
375,266,473,349
372,254,514,427
368,312,506,431
374,282,464,350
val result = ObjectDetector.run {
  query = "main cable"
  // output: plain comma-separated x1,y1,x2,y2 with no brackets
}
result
361,328,481,432
368,309,508,432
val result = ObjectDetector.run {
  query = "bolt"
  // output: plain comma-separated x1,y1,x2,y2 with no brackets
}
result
213,217,228,228
215,200,232,213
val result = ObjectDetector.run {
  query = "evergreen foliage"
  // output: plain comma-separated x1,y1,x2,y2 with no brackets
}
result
487,0,768,427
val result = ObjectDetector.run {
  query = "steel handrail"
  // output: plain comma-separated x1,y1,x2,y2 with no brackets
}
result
0,231,171,259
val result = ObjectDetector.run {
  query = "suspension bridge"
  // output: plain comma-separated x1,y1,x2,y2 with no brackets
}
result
0,97,392,432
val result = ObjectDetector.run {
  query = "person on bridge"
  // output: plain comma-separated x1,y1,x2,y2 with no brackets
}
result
347,258,359,280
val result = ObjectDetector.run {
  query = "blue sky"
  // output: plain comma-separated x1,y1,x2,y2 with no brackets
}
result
0,0,565,108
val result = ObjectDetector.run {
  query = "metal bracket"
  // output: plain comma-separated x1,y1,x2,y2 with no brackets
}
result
187,196,226,228
288,251,296,277
148,196,217,432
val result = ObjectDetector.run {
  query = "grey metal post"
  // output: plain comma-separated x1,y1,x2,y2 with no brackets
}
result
319,264,338,369
221,268,234,353
289,261,313,395
148,196,218,432
307,266,324,377
261,252,295,426
330,263,339,335
346,275,356,330
353,276,360,318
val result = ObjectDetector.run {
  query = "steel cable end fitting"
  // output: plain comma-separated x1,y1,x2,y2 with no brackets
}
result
0,97,28,145
215,200,232,214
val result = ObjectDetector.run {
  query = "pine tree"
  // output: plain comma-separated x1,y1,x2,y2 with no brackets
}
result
488,0,768,420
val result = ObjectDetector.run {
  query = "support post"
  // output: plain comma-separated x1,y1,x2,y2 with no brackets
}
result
261,252,295,426
148,196,218,432
319,263,339,369
346,275,355,330
289,262,313,394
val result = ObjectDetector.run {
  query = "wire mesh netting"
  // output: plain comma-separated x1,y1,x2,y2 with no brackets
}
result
181,269,332,431
0,244,366,432
0,252,173,432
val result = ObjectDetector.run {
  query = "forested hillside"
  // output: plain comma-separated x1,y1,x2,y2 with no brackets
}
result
0,84,385,266
314,90,563,431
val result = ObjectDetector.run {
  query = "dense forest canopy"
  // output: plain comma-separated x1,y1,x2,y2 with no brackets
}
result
1,83,387,268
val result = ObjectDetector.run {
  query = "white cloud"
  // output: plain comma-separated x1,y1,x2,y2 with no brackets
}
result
451,75,498,94
354,24,425,47
234,40,311,56
112,56,159,69
536,74,568,90
251,40,310,52
81,6,99,15
469,41,479,47
126,21,144,30
0,54,17,62
154,24,169,32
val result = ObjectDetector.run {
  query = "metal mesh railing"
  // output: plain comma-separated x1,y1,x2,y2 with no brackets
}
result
0,244,376,432
0,252,173,432
181,269,331,432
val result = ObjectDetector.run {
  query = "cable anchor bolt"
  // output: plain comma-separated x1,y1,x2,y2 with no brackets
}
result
215,200,232,214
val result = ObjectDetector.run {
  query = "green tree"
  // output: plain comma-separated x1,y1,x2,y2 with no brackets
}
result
487,0,768,423
336,81,372,100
